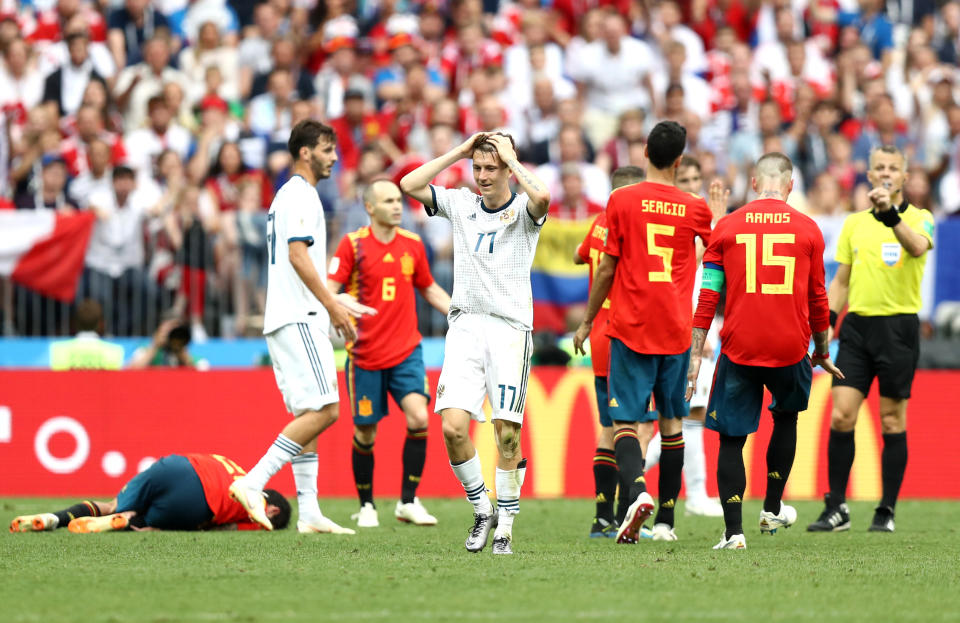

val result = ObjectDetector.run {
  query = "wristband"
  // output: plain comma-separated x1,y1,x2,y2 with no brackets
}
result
829,310,838,329
873,208,901,227
812,351,829,360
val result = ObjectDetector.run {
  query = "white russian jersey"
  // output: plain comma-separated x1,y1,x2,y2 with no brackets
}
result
428,185,544,330
263,175,330,334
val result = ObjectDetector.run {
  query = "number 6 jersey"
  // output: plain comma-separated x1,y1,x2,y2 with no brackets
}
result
428,185,544,331
604,181,713,355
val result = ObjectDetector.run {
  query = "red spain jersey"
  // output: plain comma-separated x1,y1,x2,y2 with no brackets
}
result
604,181,712,354
185,453,260,529
329,227,434,370
577,212,612,377
695,198,830,367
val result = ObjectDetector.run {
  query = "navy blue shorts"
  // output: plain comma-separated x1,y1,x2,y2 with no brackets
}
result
115,455,213,530
594,376,612,428
607,337,690,423
347,344,430,426
705,353,813,437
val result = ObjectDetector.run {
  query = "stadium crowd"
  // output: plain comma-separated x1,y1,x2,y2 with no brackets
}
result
0,0,958,339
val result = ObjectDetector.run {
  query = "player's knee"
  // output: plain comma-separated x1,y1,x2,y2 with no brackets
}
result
879,413,906,434
405,410,429,431
830,407,856,432
354,425,377,445
441,418,468,445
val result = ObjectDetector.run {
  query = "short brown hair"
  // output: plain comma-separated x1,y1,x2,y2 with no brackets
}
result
611,166,644,190
471,132,516,165
75,299,103,332
288,119,336,160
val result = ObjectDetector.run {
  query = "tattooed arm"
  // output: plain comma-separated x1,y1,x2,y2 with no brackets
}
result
486,134,551,218
686,327,709,401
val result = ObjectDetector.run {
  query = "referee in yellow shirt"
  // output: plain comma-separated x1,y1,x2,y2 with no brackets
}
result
808,146,934,534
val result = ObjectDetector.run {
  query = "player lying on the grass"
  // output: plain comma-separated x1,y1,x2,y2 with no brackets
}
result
400,131,550,555
688,153,843,550
10,454,291,533
328,179,451,528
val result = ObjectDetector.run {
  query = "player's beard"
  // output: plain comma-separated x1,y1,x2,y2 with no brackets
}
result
312,158,329,180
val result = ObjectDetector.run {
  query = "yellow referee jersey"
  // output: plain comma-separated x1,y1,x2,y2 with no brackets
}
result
835,204,935,316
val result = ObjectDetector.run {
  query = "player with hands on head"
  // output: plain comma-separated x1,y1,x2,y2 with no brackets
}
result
687,152,843,551
400,130,549,555
229,120,374,535
328,179,451,528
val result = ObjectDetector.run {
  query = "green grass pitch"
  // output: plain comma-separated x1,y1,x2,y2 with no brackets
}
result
2,498,959,622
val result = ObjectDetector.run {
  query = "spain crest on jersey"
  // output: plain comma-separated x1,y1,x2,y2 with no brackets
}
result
401,252,415,277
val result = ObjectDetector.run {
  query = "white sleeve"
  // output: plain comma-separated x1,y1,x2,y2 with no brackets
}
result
286,189,317,245
427,184,459,220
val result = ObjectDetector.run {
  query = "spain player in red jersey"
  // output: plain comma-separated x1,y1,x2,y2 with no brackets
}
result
574,165,645,538
573,121,713,544
687,153,843,550
328,180,451,528
10,454,291,533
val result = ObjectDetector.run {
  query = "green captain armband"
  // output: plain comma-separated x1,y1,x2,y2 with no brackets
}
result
701,265,725,292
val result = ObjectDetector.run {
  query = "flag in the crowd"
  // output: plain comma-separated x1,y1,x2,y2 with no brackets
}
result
531,218,592,333
0,210,95,302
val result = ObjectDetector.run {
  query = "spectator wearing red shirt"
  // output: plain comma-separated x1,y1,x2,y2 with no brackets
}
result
439,21,502,97
573,164,644,538
11,453,291,533
328,179,451,528
688,153,842,550
59,104,126,178
329,89,385,173
573,121,712,545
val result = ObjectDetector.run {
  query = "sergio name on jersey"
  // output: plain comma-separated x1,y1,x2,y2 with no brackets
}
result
263,175,330,335
428,185,544,330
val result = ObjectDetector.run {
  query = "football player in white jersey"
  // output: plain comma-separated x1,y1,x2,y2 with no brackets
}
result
400,132,550,555
229,120,372,534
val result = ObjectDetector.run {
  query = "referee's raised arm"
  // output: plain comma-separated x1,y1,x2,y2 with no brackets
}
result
399,132,488,210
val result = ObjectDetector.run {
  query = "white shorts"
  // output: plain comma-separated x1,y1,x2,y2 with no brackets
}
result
266,320,339,416
435,314,532,425
690,356,715,409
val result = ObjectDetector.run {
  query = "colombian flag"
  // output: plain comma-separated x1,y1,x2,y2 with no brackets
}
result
531,218,593,333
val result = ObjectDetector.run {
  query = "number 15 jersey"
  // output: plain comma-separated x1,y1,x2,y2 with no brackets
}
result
700,198,829,367
428,185,544,331
604,181,712,355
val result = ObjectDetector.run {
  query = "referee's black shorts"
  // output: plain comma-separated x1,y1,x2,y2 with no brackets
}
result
832,312,920,399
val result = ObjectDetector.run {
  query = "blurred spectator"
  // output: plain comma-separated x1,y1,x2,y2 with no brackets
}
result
69,138,114,208
798,99,840,183
16,155,76,211
652,40,711,121
179,21,240,105
107,0,172,69
0,39,44,117
128,318,198,367
166,184,214,342
250,37,315,101
80,166,160,336
42,31,107,118
440,21,502,97
934,2,960,64
316,36,374,119
330,88,385,174
238,3,282,98
60,104,126,179
852,94,913,170
234,180,267,335
49,299,125,370
838,0,894,65
247,68,297,143
568,12,655,148
535,124,610,205
36,13,116,82
650,1,707,76
514,78,562,164
113,36,189,132
933,104,960,214
548,163,604,220
595,109,647,175
124,95,192,184
826,133,858,194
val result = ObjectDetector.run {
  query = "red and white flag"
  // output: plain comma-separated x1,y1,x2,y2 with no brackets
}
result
0,210,95,302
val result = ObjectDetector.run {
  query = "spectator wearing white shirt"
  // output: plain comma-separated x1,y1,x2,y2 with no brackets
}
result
503,10,567,112
113,36,189,132
80,165,162,335
567,12,655,148
36,14,117,84
237,2,282,99
535,124,610,206
42,31,107,118
0,39,45,115
69,138,114,208
651,1,708,76
124,95,193,184
651,40,712,121
178,21,240,105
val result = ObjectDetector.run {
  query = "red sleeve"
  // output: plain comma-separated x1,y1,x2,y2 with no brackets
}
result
412,239,434,289
577,215,599,263
329,234,355,283
806,224,830,333
693,223,725,330
603,194,622,258
695,199,713,246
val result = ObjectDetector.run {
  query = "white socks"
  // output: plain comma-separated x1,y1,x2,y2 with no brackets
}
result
451,452,493,515
682,418,708,502
245,434,303,491
291,452,322,520
494,465,524,538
